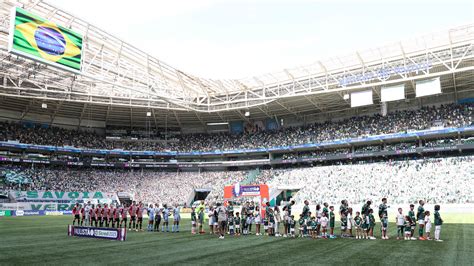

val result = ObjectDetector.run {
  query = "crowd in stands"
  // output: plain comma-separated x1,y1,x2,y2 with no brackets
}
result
0,103,471,152
2,166,246,205
3,155,473,205
265,156,473,204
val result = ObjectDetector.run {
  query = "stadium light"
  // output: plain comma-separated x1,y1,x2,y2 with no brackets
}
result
244,111,250,117
41,103,47,109
207,122,229,126
343,94,350,100
146,112,151,117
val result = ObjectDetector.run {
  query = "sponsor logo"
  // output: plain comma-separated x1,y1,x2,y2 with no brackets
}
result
71,226,121,240
23,210,42,216
45,211,63,216
15,210,24,216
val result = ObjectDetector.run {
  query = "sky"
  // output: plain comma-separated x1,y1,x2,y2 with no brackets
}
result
48,0,473,79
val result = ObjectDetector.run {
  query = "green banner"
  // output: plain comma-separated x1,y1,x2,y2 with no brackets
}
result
10,7,83,72
0,210,11,217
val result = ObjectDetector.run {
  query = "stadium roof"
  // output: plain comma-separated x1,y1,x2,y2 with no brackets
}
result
0,0,473,128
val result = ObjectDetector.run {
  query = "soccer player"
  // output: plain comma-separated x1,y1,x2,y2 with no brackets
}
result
322,202,329,218
147,204,155,232
408,204,417,240
424,211,432,240
396,208,405,240
154,203,162,232
274,205,281,237
254,205,261,236
80,204,86,226
107,204,114,227
120,204,128,228
320,212,329,239
302,200,310,236
84,201,91,226
282,200,295,237
191,207,197,234
196,200,206,234
162,204,170,232
434,205,443,242
208,206,215,235
329,206,336,239
368,208,376,239
92,204,98,227
228,212,235,236
113,205,120,228
417,200,426,240
310,217,317,239
315,204,322,237
235,212,241,236
97,204,103,227
354,211,363,239
137,202,144,231
361,200,371,223
102,203,109,227
404,216,413,240
347,207,353,237
129,201,137,231
378,198,389,239
339,200,348,237
266,204,274,236
172,204,181,233
381,213,388,240
298,214,305,238
240,202,248,235
72,203,81,226
289,215,296,237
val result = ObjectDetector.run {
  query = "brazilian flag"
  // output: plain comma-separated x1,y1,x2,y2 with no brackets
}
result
10,7,83,72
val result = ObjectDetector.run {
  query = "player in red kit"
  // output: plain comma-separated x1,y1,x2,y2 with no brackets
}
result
97,204,103,227
129,201,137,231
113,205,120,228
80,204,86,226
72,203,81,226
137,202,144,231
103,204,109,227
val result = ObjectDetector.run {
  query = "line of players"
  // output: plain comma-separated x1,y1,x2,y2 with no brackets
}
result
72,198,444,241
72,201,146,231
189,198,444,241
72,201,183,233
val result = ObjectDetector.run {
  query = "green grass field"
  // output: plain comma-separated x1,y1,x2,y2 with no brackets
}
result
1,215,473,265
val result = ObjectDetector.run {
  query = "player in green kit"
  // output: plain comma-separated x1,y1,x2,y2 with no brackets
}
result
195,200,206,234
191,207,197,234
434,205,444,242
339,200,349,237
368,209,376,239
302,200,310,236
378,198,389,239
298,215,305,238
417,200,426,240
408,204,417,240
323,202,329,217
235,212,241,236
310,217,317,239
329,206,336,239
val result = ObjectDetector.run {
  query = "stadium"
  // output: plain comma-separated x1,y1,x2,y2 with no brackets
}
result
0,0,473,265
